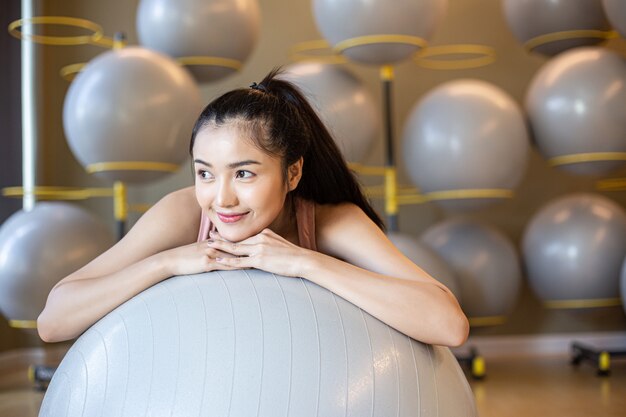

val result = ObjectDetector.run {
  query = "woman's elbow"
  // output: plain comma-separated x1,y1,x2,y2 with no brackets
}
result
37,309,71,344
444,313,469,348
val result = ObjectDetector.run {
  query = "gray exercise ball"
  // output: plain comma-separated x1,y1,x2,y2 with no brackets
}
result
503,0,611,56
603,0,626,37
313,0,447,65
402,79,530,211
137,0,261,83
522,193,626,306
525,47,626,176
421,219,522,324
63,47,203,183
40,270,477,417
388,232,462,302
281,62,380,163
0,203,114,326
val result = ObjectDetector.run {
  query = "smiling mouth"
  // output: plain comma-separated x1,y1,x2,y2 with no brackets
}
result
217,212,249,223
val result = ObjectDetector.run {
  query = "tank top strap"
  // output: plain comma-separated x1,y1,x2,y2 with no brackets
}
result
197,211,215,242
295,197,317,251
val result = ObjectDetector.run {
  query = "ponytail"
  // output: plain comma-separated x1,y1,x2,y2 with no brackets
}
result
190,67,385,230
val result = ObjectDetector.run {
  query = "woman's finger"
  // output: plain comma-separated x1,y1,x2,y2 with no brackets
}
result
207,239,253,256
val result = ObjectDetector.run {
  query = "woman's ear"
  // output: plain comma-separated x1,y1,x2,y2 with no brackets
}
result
287,157,304,191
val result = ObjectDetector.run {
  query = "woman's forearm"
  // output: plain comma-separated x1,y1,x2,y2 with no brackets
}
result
301,252,469,347
37,252,171,343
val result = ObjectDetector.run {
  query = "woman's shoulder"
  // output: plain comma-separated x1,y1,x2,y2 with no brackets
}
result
140,186,201,238
314,201,364,229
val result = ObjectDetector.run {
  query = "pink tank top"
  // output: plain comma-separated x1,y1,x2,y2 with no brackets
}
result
196,198,317,251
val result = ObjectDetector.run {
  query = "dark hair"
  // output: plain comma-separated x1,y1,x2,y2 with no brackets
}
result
189,68,385,230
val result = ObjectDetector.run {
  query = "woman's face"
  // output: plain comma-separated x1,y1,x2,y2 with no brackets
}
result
192,123,300,242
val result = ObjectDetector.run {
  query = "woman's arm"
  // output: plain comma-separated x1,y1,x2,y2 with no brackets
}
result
37,187,233,343
208,203,469,347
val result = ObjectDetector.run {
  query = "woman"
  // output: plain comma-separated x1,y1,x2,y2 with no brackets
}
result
37,69,468,347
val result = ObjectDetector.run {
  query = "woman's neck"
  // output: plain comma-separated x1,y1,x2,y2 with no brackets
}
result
268,194,299,244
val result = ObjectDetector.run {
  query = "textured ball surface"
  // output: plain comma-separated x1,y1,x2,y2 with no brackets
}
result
40,270,476,417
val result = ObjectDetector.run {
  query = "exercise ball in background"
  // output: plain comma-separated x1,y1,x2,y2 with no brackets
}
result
40,270,477,417
502,0,611,56
313,0,447,65
522,193,626,307
0,202,114,326
603,0,626,37
281,62,380,163
63,47,203,183
137,0,261,83
525,47,626,176
388,232,462,302
421,219,522,325
402,79,530,211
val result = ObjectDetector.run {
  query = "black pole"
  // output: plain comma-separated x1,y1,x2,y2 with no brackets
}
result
381,66,398,232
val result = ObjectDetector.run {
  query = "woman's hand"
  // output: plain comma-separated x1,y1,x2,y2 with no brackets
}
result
161,239,240,276
206,229,312,277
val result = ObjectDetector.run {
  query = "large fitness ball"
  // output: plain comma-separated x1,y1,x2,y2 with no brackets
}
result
525,47,626,176
603,0,626,37
421,219,522,324
40,270,477,417
137,0,261,83
621,257,626,315
313,0,447,65
503,0,611,56
281,62,380,163
522,193,626,306
0,203,114,325
63,47,203,183
388,232,462,302
402,79,530,211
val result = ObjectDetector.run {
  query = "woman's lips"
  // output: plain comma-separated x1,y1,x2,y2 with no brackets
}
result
217,212,249,223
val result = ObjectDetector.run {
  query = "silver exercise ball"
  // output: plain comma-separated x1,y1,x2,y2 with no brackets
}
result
402,79,530,211
137,0,261,83
0,203,114,325
63,47,203,183
281,62,380,163
503,0,611,56
525,47,626,176
40,270,477,417
603,0,626,37
421,219,522,323
313,0,447,65
522,193,626,305
388,232,462,302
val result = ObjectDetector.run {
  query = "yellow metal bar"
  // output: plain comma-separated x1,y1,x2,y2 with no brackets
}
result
176,56,242,70
544,298,622,309
348,163,387,176
595,178,626,192
549,152,626,166
426,189,514,201
414,44,496,70
8,16,103,46
2,186,113,200
9,319,38,329
113,181,127,222
289,39,348,64
525,29,618,53
380,65,394,81
86,161,180,173
334,34,428,53
385,167,398,216
468,316,507,327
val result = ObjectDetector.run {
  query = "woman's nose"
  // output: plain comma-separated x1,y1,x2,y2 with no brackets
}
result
215,180,237,207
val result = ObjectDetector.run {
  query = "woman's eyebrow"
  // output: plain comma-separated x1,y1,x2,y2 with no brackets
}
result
193,159,261,169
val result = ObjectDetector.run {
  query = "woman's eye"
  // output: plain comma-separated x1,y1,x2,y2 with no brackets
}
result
235,170,254,179
198,170,213,180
